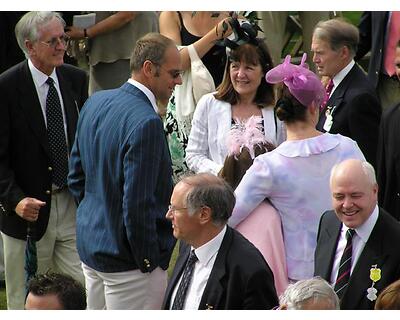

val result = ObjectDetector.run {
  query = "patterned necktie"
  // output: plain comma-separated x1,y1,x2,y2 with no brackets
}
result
384,12,400,76
46,77,68,188
334,228,356,299
171,250,198,310
321,79,334,110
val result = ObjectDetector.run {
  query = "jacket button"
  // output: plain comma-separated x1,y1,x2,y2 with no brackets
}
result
48,166,53,171
46,190,51,195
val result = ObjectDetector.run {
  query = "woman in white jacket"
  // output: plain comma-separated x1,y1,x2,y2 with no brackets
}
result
186,38,285,175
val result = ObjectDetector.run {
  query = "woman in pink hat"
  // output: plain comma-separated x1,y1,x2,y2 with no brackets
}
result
229,54,365,283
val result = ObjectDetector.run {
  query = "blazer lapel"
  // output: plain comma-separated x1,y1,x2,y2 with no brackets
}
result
18,61,50,157
163,242,190,309
198,227,233,310
315,213,342,280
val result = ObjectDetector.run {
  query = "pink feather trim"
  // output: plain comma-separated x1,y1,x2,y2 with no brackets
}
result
226,115,269,159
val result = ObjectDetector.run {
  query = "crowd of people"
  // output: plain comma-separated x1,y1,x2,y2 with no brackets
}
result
0,10,400,310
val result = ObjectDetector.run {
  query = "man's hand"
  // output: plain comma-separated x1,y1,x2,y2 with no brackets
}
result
15,198,46,222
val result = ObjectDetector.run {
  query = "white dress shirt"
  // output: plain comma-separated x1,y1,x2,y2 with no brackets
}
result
28,59,68,137
170,226,227,310
127,78,158,113
330,205,379,284
331,60,355,97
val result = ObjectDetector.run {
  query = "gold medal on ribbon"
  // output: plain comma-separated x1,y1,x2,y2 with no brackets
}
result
370,266,381,282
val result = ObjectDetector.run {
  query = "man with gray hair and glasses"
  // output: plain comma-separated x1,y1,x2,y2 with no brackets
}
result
0,11,87,309
279,277,339,310
162,173,278,309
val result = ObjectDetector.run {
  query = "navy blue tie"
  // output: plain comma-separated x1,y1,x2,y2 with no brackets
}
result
172,250,198,309
46,77,68,188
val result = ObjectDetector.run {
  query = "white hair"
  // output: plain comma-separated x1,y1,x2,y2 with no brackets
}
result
330,159,376,187
279,277,340,310
15,11,65,58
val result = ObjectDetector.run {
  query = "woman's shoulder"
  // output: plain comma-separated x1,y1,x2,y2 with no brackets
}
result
198,92,230,106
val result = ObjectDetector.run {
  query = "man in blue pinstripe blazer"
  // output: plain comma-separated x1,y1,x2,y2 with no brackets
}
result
68,33,182,309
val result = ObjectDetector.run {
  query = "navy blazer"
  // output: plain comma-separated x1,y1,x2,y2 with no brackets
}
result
314,209,400,309
316,63,381,168
0,60,87,241
68,82,175,273
162,226,278,310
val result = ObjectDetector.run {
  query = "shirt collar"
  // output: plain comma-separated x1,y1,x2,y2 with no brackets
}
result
342,204,379,243
28,59,58,88
127,78,158,113
192,226,227,267
332,60,355,88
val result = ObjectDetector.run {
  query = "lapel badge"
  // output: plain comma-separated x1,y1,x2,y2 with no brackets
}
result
366,264,381,301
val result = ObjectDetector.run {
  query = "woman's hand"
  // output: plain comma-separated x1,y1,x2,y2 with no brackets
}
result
65,26,85,39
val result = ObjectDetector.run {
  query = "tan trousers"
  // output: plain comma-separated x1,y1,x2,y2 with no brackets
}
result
82,263,167,310
2,189,84,309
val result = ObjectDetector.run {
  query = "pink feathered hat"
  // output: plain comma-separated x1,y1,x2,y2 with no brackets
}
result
265,53,325,107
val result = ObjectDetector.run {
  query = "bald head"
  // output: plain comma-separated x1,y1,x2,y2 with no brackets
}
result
330,159,376,188
330,159,378,229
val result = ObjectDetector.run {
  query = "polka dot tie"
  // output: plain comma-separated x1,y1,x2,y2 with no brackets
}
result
171,250,198,309
46,77,68,188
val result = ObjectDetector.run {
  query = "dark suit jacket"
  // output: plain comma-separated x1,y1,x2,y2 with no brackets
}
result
68,83,175,273
0,60,88,241
314,209,400,310
316,63,381,168
377,103,400,220
355,11,388,88
162,226,278,310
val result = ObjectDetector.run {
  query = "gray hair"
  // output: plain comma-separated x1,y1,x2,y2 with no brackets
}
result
130,32,175,73
313,18,359,58
179,173,235,226
279,277,339,310
330,159,377,186
15,11,65,58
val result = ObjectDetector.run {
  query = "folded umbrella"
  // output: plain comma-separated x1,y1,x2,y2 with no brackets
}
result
24,222,37,293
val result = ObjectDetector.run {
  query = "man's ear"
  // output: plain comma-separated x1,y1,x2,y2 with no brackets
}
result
142,60,154,78
198,206,212,225
340,45,350,60
25,40,35,56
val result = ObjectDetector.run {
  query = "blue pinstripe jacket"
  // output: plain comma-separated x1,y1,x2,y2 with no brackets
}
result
68,82,175,273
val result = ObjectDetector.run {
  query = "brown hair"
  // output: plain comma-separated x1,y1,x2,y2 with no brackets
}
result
219,143,274,190
375,279,400,310
275,84,308,124
313,18,359,57
130,33,175,73
214,40,274,107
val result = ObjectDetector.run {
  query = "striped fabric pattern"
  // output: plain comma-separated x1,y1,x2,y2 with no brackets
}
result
68,83,175,273
334,228,356,299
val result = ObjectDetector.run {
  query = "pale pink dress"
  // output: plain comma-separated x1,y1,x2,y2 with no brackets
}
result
235,200,288,296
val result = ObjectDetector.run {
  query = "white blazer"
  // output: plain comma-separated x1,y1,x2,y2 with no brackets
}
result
186,92,286,175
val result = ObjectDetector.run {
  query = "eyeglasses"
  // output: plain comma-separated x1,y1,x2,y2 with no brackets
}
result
152,62,183,79
168,205,187,214
40,34,70,49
